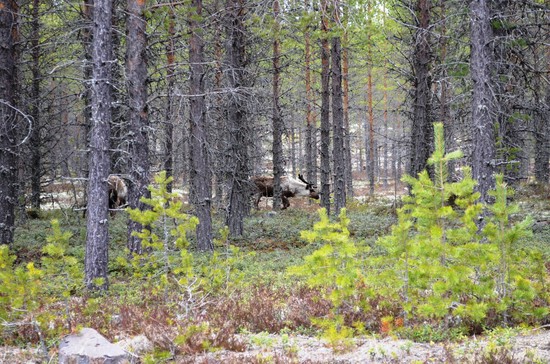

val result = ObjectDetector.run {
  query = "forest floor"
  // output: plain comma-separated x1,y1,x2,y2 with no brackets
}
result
6,179,550,364
189,329,550,363
2,328,550,363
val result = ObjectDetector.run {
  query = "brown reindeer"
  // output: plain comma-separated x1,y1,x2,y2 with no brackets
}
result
251,174,319,209
81,175,128,217
107,175,127,216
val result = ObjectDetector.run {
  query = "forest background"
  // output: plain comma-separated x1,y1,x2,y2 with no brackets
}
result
0,0,550,362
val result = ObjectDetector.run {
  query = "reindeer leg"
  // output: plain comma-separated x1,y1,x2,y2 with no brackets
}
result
255,194,262,209
282,195,290,209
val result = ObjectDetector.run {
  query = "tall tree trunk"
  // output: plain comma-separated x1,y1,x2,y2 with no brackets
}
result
272,0,283,210
126,0,150,254
408,0,433,178
535,45,550,183
0,0,18,245
366,0,375,196
319,0,331,215
304,2,316,187
533,3,549,182
213,0,226,208
331,30,346,215
537,42,550,181
383,66,388,188
225,0,250,236
439,0,454,179
164,6,175,192
492,0,520,183
470,0,495,203
342,20,353,198
189,0,213,251
85,0,113,291
80,0,93,183
110,0,126,174
29,0,41,209
367,58,375,196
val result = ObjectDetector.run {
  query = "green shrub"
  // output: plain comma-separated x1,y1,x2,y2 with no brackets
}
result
290,123,549,343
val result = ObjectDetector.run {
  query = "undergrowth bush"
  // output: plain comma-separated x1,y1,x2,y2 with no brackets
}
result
289,123,549,346
0,219,83,349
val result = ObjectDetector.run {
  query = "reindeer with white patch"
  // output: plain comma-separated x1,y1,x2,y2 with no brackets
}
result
252,174,319,209
107,175,127,216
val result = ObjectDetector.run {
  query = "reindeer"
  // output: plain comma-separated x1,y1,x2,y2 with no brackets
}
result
251,174,319,209
81,175,128,217
107,175,127,216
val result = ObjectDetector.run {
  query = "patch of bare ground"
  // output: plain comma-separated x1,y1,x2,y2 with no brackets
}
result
178,329,550,363
4,329,549,363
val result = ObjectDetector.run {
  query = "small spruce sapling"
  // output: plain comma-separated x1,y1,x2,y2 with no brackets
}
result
482,174,544,323
41,219,83,332
288,208,365,349
375,122,548,330
124,171,199,297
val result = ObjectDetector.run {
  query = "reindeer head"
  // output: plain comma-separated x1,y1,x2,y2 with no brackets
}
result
298,174,319,200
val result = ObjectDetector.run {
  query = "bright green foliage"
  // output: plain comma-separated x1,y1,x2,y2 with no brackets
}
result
374,123,487,322
291,123,548,341
199,226,250,295
289,208,365,347
39,219,83,333
124,171,249,309
483,175,546,322
0,219,83,340
124,171,199,295
0,245,43,323
373,123,547,327
41,219,83,299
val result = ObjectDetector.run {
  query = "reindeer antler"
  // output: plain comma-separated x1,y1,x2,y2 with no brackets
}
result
298,174,309,184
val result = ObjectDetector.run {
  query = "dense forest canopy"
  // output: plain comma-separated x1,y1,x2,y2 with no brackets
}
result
0,0,549,280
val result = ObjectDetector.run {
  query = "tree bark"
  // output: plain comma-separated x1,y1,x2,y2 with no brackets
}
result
536,41,550,181
533,43,549,182
342,18,353,198
29,0,41,210
304,1,316,187
470,0,496,203
272,0,283,210
225,0,250,236
319,0,331,215
164,6,175,192
189,0,213,251
331,32,346,215
366,0,375,196
80,0,93,184
0,0,18,245
126,0,150,254
438,0,455,180
408,0,433,178
213,0,226,208
85,0,113,291
367,55,375,196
